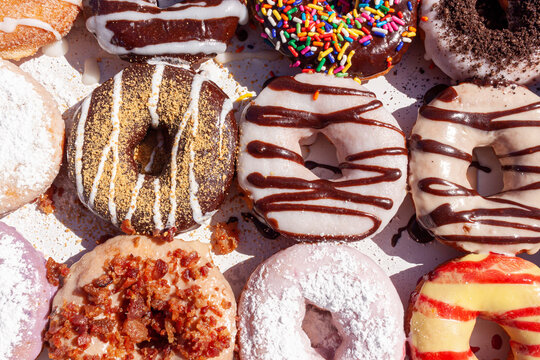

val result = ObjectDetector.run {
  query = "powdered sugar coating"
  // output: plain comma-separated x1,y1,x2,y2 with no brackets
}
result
0,222,54,359
0,60,64,216
238,243,405,360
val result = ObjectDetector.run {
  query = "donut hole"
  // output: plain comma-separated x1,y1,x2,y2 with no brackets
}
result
302,304,343,359
467,146,503,197
134,127,170,176
469,318,509,357
300,133,342,180
475,0,508,30
151,0,184,8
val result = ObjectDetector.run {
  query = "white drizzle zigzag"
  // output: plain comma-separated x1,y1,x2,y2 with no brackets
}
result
88,72,122,227
218,99,233,157
0,17,62,40
74,96,92,201
167,74,204,228
148,64,165,128
125,174,145,221
153,178,163,230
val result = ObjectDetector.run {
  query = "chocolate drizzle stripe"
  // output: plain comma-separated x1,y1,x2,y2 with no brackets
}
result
419,102,540,130
438,235,540,245
267,77,376,97
246,141,303,164
409,134,471,161
345,147,407,161
247,172,393,210
499,146,540,158
245,102,404,135
502,165,540,173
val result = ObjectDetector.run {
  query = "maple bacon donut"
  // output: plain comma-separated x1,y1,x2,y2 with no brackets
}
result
67,63,237,235
407,253,540,359
84,0,249,63
46,235,236,360
420,0,540,84
238,243,405,359
0,0,80,60
0,60,64,216
409,83,540,255
238,73,408,241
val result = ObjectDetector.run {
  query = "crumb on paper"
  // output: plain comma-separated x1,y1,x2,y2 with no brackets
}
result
210,220,239,255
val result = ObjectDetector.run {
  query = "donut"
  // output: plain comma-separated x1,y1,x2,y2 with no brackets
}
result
84,0,248,63
237,73,408,241
238,243,405,359
419,0,540,84
0,222,55,359
0,60,64,216
46,235,236,359
407,253,540,359
0,0,80,60
67,63,237,235
409,83,540,255
249,0,418,79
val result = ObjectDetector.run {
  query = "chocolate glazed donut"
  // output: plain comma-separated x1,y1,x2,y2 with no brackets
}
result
409,83,540,255
67,63,237,235
84,0,248,63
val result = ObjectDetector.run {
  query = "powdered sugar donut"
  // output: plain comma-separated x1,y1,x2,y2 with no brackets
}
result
0,60,64,216
0,222,55,359
238,74,408,241
238,243,405,360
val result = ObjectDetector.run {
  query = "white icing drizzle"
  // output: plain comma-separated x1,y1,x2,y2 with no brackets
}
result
0,17,62,40
148,64,165,128
74,96,92,201
125,174,145,221
153,178,163,230
41,39,69,57
88,72,122,218
167,74,204,228
86,0,248,56
218,99,233,157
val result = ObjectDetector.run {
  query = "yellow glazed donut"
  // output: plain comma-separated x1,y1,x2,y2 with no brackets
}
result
407,253,540,359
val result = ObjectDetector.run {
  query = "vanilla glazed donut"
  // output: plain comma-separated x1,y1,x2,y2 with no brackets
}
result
0,60,64,216
407,253,540,360
419,0,540,84
249,0,418,79
67,63,237,235
0,0,80,60
237,73,407,241
46,235,236,359
0,222,55,360
409,83,540,255
238,243,405,360
84,0,248,63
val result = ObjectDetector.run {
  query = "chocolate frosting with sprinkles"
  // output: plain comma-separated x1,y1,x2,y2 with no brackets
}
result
249,0,418,78
435,0,540,75
67,64,237,235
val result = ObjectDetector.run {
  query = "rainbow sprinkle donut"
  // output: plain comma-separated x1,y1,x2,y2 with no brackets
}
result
250,0,418,79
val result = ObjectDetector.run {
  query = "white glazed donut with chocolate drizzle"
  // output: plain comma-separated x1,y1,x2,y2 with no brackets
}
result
67,63,237,235
409,83,540,255
237,73,408,241
84,0,248,63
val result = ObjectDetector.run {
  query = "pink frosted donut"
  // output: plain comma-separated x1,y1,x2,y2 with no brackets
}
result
0,222,55,359
238,243,405,360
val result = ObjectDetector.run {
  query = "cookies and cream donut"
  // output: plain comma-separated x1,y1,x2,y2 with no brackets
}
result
238,74,408,241
46,235,237,360
0,60,65,216
0,0,80,60
0,222,55,360
409,83,540,254
84,0,248,63
420,0,540,84
67,63,237,235
250,0,418,79
238,243,405,359
407,253,540,359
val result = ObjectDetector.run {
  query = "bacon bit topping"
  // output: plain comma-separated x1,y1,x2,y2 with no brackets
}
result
210,221,239,255
37,184,57,214
46,250,229,360
121,219,137,235
46,257,69,286
152,227,178,242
